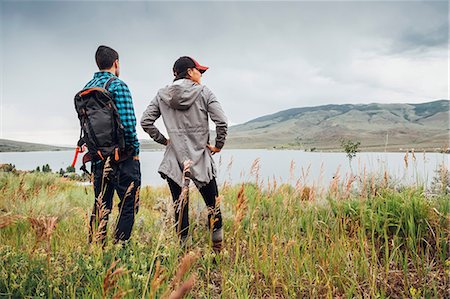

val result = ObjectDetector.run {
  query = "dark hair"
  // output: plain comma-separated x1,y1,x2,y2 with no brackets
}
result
173,70,189,82
173,56,195,81
95,45,119,70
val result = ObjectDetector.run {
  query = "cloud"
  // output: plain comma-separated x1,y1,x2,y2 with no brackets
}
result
1,1,448,145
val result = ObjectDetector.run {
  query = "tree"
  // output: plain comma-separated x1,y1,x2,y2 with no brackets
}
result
35,166,41,172
42,164,52,173
340,138,360,171
66,165,76,173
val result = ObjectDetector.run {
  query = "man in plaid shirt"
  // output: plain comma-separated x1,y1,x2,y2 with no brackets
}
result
84,45,141,244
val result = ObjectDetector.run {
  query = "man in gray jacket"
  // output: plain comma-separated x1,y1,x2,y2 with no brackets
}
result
141,56,227,252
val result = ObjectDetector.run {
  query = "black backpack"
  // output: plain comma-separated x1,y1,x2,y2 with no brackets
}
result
74,77,126,164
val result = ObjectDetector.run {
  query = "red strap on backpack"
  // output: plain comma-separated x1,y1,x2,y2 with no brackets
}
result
71,147,81,168
71,145,86,168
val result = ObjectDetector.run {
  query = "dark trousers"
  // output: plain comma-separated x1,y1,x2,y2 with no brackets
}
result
167,177,222,240
89,157,141,243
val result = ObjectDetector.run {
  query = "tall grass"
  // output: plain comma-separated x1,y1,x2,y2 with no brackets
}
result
0,163,448,298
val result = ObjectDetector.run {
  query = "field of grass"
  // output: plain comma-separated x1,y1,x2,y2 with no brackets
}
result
0,162,449,298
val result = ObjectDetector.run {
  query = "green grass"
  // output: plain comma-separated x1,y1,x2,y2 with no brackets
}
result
0,171,448,298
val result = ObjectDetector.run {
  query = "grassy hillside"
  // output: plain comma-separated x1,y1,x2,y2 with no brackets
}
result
0,139,70,152
227,100,449,151
0,165,448,298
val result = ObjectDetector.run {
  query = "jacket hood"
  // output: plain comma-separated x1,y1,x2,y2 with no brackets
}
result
158,79,203,110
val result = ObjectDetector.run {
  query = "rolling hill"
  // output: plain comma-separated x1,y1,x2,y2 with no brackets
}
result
225,99,449,151
0,139,70,152
2,100,448,152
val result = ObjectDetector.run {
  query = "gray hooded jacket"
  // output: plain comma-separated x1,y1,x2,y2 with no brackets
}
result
141,79,228,188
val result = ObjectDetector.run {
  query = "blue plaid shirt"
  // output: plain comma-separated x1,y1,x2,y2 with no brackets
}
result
84,71,140,155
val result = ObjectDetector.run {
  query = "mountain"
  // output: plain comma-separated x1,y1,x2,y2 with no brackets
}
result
0,139,70,152
2,100,447,153
226,100,449,151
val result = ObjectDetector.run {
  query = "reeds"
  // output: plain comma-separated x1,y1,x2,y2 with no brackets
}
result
28,215,58,266
0,213,22,229
91,197,110,244
148,260,166,298
162,251,198,299
0,160,448,298
234,184,248,228
102,258,130,299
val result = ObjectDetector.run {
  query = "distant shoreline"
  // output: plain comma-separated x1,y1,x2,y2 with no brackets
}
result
1,148,448,154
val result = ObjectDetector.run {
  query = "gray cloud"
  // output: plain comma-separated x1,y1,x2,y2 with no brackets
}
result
1,1,448,145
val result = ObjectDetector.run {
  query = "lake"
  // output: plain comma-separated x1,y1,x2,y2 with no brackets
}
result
0,150,447,187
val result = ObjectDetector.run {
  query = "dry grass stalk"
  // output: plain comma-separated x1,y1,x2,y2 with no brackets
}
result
167,275,196,299
438,162,449,194
102,157,113,181
174,192,188,237
383,169,389,188
15,176,27,201
208,195,223,233
234,184,248,228
163,251,199,299
294,179,302,195
134,186,141,212
329,166,341,197
283,239,296,255
103,258,130,299
28,216,58,247
289,160,295,183
93,197,110,244
404,151,409,168
149,260,166,298
124,182,135,201
28,216,58,265
411,148,416,162
360,165,367,198
90,157,114,244
317,162,326,199
301,164,311,185
250,158,260,184
171,160,192,237
0,213,22,229
344,174,356,198
220,180,231,194
301,186,313,201
272,175,278,195
267,178,272,194
227,156,234,174
173,251,198,287
371,175,377,197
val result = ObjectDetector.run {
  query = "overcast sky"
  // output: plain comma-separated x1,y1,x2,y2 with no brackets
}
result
1,1,448,146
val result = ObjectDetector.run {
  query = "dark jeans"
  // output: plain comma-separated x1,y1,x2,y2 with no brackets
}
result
167,177,222,240
89,157,141,243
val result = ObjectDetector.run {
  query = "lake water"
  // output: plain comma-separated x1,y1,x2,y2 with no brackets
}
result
0,150,447,187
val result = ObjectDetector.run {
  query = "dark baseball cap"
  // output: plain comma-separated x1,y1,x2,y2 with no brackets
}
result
173,56,209,76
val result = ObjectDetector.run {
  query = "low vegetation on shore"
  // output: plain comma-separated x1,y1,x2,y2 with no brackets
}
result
0,159,448,298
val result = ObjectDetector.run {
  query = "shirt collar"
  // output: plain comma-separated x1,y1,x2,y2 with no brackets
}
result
93,71,115,79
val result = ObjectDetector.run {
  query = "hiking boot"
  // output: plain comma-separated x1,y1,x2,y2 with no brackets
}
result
211,227,223,253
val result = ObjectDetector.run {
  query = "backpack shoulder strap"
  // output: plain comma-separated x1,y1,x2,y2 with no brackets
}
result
103,77,117,91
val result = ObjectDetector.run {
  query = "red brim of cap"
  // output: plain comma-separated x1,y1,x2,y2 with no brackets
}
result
190,57,209,73
197,65,209,73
